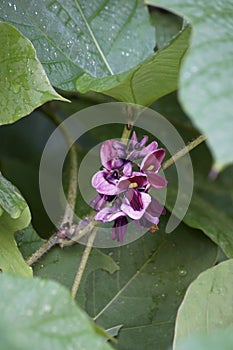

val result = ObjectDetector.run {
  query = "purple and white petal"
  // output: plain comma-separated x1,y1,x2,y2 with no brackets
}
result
141,149,166,173
89,193,107,211
143,212,159,225
138,135,148,147
147,196,166,216
145,141,158,153
95,206,125,222
117,172,148,192
112,216,128,243
92,171,119,195
121,190,151,220
123,162,132,176
100,140,122,170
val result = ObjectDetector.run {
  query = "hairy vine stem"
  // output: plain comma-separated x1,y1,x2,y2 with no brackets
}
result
26,233,58,266
26,105,78,266
162,134,207,170
71,225,98,299
41,106,78,226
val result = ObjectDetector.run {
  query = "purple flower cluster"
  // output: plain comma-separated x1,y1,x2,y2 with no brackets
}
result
90,132,168,244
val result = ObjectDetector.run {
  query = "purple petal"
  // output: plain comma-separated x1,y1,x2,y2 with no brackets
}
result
139,216,160,229
143,196,165,224
131,131,138,143
92,171,119,195
112,216,128,243
89,194,107,211
145,141,158,153
100,140,124,170
128,141,158,161
138,135,148,147
143,213,159,225
147,196,165,216
95,206,125,222
112,141,127,159
117,172,148,192
111,158,124,169
140,149,166,173
147,172,168,189
123,162,132,176
112,140,127,151
121,190,151,219
127,131,138,152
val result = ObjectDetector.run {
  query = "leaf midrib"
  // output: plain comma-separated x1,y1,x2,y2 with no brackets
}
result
93,239,167,321
74,0,114,75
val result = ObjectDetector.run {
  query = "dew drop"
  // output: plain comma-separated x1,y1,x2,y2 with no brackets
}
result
175,289,182,296
190,65,198,73
52,4,58,11
43,304,52,313
12,83,20,94
178,267,187,277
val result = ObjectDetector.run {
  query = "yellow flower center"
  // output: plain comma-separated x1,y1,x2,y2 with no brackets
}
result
147,165,154,171
129,182,138,188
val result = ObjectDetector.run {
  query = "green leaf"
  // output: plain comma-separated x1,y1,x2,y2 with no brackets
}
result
165,166,233,258
0,274,114,350
175,329,233,350
0,172,28,219
0,174,32,277
152,93,233,258
146,0,233,168
16,225,119,307
84,219,217,350
0,23,67,125
0,0,155,91
76,26,190,104
174,259,233,349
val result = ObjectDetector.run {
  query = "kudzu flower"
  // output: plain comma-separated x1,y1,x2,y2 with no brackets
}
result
90,133,168,243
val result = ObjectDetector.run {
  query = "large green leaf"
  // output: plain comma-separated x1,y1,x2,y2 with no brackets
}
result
0,173,32,277
16,225,119,307
147,0,233,168
84,219,217,350
76,26,190,104
0,0,155,91
175,330,233,350
173,259,233,349
176,329,233,350
152,93,233,258
165,173,233,258
0,23,66,125
0,274,113,350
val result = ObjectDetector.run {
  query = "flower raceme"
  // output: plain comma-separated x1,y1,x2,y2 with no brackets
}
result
90,132,168,243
